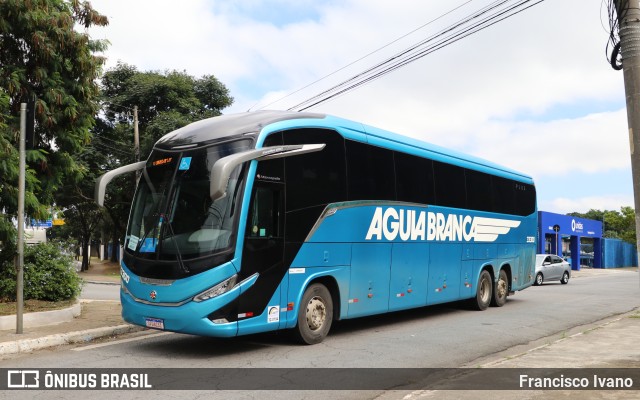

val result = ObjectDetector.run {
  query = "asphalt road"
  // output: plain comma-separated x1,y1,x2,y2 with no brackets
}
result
1,270,638,400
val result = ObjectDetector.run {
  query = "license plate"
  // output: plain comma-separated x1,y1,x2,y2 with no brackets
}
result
145,317,165,330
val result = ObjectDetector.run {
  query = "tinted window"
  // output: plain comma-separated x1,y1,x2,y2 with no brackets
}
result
257,132,284,182
492,176,517,215
515,181,536,216
285,205,326,243
394,151,435,205
346,140,395,201
433,161,466,209
283,129,347,211
465,169,493,212
246,186,282,238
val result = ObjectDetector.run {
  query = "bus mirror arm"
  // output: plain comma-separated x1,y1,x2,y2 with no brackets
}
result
210,143,325,201
95,161,146,207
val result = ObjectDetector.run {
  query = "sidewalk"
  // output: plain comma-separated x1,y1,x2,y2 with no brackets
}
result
76,258,121,284
0,264,638,378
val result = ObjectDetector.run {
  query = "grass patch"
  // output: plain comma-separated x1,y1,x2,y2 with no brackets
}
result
0,299,76,316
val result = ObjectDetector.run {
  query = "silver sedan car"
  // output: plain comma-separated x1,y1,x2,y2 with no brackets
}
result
534,254,571,285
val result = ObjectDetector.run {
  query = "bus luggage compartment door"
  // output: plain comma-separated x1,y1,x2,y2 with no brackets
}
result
389,243,429,311
347,243,391,318
427,244,462,305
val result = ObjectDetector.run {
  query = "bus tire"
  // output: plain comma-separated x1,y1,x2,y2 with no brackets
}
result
294,283,333,345
491,269,508,307
470,270,492,311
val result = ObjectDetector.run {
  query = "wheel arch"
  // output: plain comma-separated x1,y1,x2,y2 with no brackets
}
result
499,263,513,291
478,263,495,283
470,264,494,311
306,275,341,322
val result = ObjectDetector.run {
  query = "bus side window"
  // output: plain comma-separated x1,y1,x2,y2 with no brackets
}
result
394,151,435,205
346,140,395,201
247,186,281,239
433,161,466,209
492,176,517,215
465,169,493,213
283,128,347,211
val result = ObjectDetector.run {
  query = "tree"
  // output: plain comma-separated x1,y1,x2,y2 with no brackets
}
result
101,63,233,155
94,63,233,257
0,0,108,262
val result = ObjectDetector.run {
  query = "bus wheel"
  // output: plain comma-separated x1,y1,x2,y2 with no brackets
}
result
470,270,492,311
491,269,508,307
294,283,333,345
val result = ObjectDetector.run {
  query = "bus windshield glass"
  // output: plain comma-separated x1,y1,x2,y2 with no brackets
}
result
125,140,251,262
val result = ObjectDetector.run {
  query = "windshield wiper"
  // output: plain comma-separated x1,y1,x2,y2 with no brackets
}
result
163,220,190,274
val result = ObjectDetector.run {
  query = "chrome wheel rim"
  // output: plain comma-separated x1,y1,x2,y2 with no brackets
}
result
497,277,507,299
306,296,326,331
479,276,490,303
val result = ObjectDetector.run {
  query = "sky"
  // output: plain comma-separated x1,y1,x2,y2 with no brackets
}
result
87,0,631,215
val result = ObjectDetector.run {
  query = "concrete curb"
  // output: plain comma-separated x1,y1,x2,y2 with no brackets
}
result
0,301,81,331
83,280,120,286
0,324,145,355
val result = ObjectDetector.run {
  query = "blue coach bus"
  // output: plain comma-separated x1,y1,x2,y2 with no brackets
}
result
95,110,537,344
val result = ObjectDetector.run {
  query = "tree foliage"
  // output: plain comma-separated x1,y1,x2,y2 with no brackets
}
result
0,0,108,260
94,63,233,253
101,62,233,155
0,241,82,301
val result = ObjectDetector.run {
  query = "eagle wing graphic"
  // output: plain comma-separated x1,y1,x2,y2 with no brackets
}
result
473,217,521,242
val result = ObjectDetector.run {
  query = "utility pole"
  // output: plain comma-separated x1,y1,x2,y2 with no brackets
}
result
133,105,141,181
613,0,640,284
16,103,26,334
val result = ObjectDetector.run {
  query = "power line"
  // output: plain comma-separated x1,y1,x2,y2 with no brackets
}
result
290,0,542,111
91,141,132,155
252,0,477,111
305,0,544,111
604,0,626,70
100,100,135,112
285,0,545,112
95,134,127,146
90,141,133,158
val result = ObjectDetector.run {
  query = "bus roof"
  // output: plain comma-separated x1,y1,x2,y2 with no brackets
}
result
355,118,534,183
257,112,534,184
153,110,533,183
154,110,325,149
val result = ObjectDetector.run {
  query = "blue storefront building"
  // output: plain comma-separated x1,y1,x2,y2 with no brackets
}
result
538,211,637,270
538,211,603,270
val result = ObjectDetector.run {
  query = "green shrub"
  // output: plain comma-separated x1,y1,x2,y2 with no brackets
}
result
0,241,82,302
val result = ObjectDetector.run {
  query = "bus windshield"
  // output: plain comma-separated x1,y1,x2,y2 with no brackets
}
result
125,140,251,263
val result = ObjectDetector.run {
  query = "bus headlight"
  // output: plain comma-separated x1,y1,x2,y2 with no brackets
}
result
193,274,238,302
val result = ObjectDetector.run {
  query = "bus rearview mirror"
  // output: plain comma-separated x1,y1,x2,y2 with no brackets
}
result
209,143,325,201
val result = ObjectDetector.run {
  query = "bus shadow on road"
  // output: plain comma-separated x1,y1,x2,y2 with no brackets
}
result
129,299,526,357
131,332,279,358
329,302,464,337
